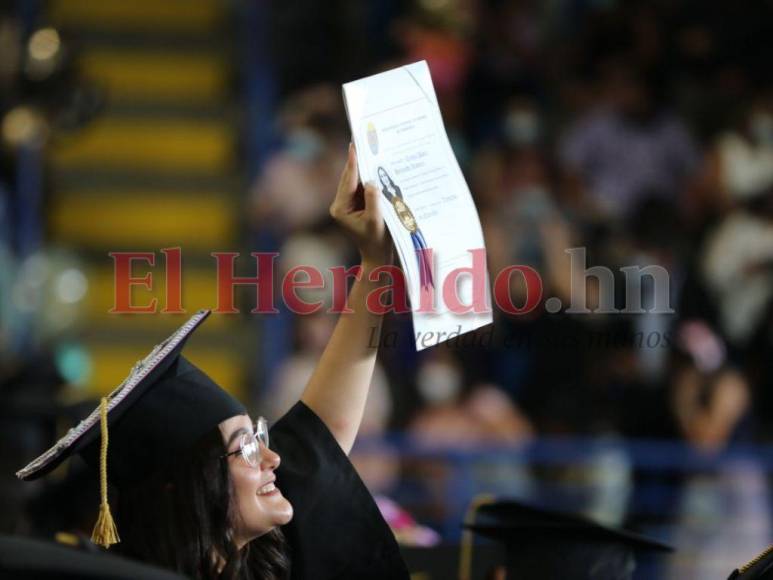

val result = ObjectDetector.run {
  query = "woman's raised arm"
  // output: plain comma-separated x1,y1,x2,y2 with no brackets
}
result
299,144,393,455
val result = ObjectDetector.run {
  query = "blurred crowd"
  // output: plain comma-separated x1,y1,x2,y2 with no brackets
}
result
259,0,773,452
256,1,773,573
1,0,773,576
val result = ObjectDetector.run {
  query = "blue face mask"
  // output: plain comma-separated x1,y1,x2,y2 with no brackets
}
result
285,129,324,161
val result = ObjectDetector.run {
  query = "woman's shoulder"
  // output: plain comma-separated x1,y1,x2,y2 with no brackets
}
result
270,400,410,579
270,400,331,446
269,400,344,487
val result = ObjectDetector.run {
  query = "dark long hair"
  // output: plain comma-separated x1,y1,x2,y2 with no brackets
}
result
115,427,290,580
377,166,401,199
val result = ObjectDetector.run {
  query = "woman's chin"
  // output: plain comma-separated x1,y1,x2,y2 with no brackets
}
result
247,501,294,542
274,496,294,525
256,491,294,527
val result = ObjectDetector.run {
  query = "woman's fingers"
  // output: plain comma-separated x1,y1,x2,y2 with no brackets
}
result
329,145,391,263
340,143,359,196
330,143,359,220
362,182,381,221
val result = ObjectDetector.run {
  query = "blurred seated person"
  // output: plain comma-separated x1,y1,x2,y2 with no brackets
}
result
670,320,751,451
559,56,699,223
408,350,533,447
248,84,349,240
688,87,773,225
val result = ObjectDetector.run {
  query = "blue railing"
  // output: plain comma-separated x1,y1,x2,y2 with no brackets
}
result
353,435,773,577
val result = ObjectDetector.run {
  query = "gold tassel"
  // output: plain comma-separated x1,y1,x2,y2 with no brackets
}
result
459,494,495,580
91,397,120,548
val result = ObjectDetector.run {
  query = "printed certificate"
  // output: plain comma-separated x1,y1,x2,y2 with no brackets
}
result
343,61,493,350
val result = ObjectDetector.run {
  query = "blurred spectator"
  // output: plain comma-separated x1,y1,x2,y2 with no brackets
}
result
670,321,750,451
408,350,532,447
689,87,773,224
559,57,700,222
699,202,773,349
249,84,349,240
464,0,547,144
276,219,353,310
626,196,685,382
474,98,575,306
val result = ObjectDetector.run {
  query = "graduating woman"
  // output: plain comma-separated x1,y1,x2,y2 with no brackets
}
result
17,144,410,580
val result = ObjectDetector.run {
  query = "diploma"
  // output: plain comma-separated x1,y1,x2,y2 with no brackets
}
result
342,61,493,350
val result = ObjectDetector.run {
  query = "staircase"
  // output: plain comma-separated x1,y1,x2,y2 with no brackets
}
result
46,0,251,400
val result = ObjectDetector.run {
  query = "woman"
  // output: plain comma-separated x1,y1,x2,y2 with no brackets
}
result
376,166,434,291
17,144,409,579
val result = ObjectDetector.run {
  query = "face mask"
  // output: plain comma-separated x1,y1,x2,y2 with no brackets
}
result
515,187,553,220
505,110,540,146
750,112,773,147
417,360,463,405
285,128,324,161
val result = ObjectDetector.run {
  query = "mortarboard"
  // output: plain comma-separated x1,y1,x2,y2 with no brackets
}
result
0,534,189,579
462,498,672,580
728,545,773,579
15,309,246,548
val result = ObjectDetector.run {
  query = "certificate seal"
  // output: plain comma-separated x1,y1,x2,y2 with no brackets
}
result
391,197,418,233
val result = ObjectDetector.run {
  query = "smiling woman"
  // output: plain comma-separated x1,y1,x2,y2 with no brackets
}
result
217,414,293,548
16,147,409,580
114,406,292,580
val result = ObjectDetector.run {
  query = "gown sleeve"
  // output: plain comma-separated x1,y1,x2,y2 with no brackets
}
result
270,401,410,580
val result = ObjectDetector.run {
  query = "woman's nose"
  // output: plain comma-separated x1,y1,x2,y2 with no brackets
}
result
259,444,281,471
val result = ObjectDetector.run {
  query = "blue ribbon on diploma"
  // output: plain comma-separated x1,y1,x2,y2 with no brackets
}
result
411,229,434,290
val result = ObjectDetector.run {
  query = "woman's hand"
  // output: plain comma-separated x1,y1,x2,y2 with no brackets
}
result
329,143,393,266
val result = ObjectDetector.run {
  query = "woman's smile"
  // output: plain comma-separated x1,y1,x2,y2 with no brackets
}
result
258,482,277,495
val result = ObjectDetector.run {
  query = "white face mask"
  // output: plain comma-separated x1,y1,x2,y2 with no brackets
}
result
750,112,773,147
417,360,463,405
505,110,540,146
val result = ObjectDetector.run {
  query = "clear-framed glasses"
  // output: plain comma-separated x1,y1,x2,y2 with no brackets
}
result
221,417,269,468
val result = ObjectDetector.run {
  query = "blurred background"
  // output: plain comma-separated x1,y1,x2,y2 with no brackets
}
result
1,0,773,578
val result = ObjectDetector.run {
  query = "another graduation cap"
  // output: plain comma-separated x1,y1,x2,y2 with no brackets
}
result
15,309,246,549
728,545,773,579
0,534,188,579
462,498,672,580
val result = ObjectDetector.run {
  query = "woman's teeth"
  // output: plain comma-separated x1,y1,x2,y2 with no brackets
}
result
258,482,276,495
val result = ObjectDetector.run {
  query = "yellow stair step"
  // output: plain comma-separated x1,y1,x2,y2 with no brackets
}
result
49,0,223,32
80,50,227,104
50,118,232,173
83,265,246,326
86,342,246,399
50,192,235,249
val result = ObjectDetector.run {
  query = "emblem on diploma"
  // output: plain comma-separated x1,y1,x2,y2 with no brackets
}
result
377,166,434,290
391,196,417,233
367,121,379,155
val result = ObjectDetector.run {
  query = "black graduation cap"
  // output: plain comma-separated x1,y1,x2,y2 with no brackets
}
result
15,309,246,548
728,545,773,579
463,498,672,580
0,534,189,579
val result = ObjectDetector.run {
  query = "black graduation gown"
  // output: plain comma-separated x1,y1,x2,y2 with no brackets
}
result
270,402,410,580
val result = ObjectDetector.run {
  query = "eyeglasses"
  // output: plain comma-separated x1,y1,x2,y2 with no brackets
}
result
221,417,269,468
